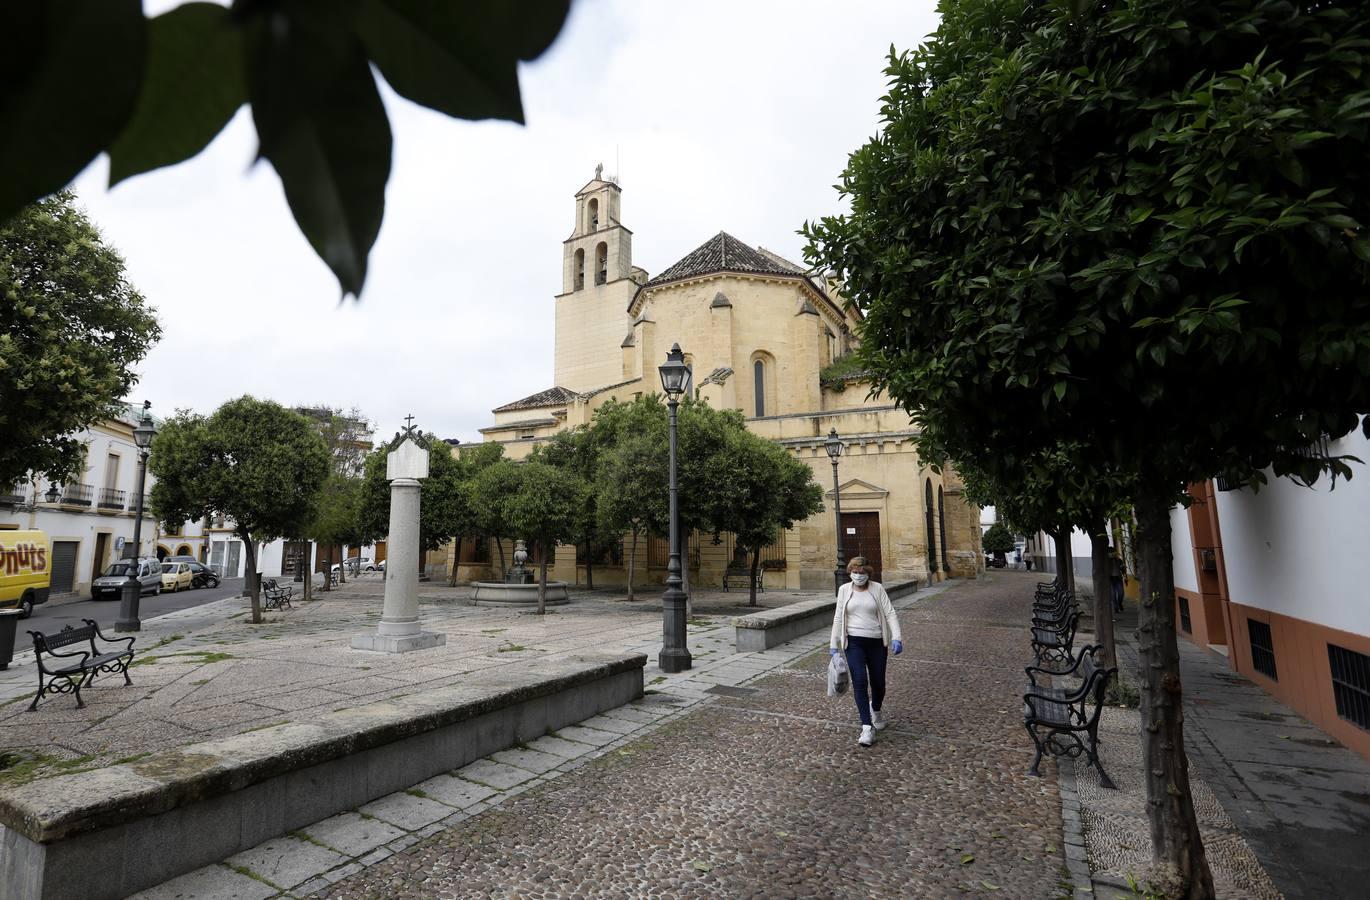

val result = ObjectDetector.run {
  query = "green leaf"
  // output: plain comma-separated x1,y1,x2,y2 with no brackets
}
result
1323,214,1360,230
0,0,146,223
1352,237,1370,263
692,860,713,872
247,10,392,298
960,853,975,865
1053,380,1067,401
108,3,245,186
357,0,570,124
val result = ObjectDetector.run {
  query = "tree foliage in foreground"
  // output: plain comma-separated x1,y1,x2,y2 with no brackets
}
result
805,1,1370,894
0,0,571,298
0,190,160,487
149,396,329,622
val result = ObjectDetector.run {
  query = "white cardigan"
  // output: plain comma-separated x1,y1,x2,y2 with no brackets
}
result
829,582,902,651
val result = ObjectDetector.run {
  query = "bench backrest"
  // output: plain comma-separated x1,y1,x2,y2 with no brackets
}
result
30,624,96,653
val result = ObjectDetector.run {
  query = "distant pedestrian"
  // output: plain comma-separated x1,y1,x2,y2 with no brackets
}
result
830,557,903,747
1023,548,1033,572
1109,552,1125,612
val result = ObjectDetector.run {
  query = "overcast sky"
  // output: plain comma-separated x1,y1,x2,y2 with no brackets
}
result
73,0,940,444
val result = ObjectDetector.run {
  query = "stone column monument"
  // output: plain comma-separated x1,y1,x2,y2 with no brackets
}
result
351,430,447,653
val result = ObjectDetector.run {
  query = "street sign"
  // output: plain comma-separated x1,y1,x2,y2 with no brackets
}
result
115,536,126,552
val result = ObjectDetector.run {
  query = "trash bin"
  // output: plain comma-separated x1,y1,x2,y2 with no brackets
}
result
0,608,22,670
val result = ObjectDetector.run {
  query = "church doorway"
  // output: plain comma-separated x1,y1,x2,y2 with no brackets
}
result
841,512,882,582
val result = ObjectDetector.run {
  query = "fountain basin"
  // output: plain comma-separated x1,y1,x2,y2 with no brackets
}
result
471,581,570,606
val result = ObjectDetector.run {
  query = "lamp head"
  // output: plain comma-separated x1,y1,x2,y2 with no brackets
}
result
133,401,156,450
824,428,845,460
658,343,689,396
44,483,60,503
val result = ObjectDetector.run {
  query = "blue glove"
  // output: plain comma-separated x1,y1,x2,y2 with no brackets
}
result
830,647,840,657
891,640,903,655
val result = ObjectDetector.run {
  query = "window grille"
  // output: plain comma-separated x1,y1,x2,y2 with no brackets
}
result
1329,644,1370,732
1248,619,1278,681
1178,596,1192,634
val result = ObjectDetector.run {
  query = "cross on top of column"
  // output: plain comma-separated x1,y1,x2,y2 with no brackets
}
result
402,414,417,435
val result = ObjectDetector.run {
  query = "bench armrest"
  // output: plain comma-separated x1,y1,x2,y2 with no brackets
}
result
84,619,135,653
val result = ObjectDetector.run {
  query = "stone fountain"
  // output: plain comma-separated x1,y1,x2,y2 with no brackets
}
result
470,539,569,606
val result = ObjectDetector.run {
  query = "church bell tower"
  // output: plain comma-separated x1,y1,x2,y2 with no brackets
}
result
554,165,640,391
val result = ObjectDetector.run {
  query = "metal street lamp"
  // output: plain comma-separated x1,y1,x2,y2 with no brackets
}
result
44,483,60,504
825,428,847,595
657,343,692,673
117,402,156,633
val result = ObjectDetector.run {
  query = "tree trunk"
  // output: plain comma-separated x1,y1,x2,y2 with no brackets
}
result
242,532,261,624
537,545,548,615
449,537,463,587
1088,527,1117,670
1055,526,1074,593
338,544,347,584
585,541,595,590
1134,490,1214,897
303,542,313,602
627,528,638,601
495,537,506,578
749,547,761,607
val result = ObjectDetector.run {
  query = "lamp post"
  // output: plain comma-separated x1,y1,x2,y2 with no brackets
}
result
117,402,156,633
825,428,847,595
657,343,692,673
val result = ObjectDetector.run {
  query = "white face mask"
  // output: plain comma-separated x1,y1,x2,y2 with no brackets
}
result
850,573,869,586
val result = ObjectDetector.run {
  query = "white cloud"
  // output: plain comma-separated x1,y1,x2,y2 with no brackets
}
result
71,0,940,444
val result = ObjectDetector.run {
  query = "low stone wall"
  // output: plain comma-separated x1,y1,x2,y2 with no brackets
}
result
0,652,645,900
733,598,839,652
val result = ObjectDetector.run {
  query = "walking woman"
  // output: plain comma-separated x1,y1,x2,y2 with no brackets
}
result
829,557,903,746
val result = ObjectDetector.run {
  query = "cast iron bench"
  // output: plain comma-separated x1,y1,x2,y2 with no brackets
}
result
1023,644,1117,788
27,619,135,710
1031,609,1079,666
722,567,764,593
262,578,294,610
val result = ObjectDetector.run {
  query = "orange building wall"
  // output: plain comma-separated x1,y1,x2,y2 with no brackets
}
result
1225,601,1370,761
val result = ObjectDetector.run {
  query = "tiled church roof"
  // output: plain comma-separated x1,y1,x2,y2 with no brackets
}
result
491,386,581,413
645,232,805,287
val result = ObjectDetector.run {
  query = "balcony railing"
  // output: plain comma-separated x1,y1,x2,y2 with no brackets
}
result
1,484,26,506
60,483,94,506
97,487,126,511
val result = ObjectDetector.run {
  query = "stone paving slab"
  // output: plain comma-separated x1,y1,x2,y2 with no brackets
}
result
130,864,278,900
226,836,350,891
301,812,406,858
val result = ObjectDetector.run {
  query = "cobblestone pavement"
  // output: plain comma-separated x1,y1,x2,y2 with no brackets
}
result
314,572,1071,899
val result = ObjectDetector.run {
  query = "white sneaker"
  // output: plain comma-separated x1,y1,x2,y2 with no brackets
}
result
858,725,874,747
871,708,887,731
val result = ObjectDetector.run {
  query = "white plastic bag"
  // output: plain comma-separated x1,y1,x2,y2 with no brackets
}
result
827,651,850,697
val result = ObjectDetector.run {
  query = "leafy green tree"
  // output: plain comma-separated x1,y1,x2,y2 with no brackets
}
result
308,473,361,596
500,461,586,614
980,522,1015,559
469,457,523,577
705,430,823,606
595,434,668,601
0,190,160,487
451,441,505,582
804,2,1370,892
1,1,571,297
149,397,329,622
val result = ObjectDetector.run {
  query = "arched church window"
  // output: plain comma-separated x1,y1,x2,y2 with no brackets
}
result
754,359,766,417
595,242,608,285
588,198,599,231
925,479,938,573
938,485,949,573
574,249,585,291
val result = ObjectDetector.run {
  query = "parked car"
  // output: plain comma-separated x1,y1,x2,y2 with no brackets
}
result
0,530,50,618
160,562,194,593
164,555,219,589
91,558,162,601
331,556,377,575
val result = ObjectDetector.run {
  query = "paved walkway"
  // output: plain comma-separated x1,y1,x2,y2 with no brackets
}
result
210,572,1066,899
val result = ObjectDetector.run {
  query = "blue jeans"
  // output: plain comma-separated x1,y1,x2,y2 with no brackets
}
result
1110,577,1124,611
844,635,887,726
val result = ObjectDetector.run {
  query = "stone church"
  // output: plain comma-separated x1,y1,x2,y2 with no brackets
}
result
464,170,983,590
